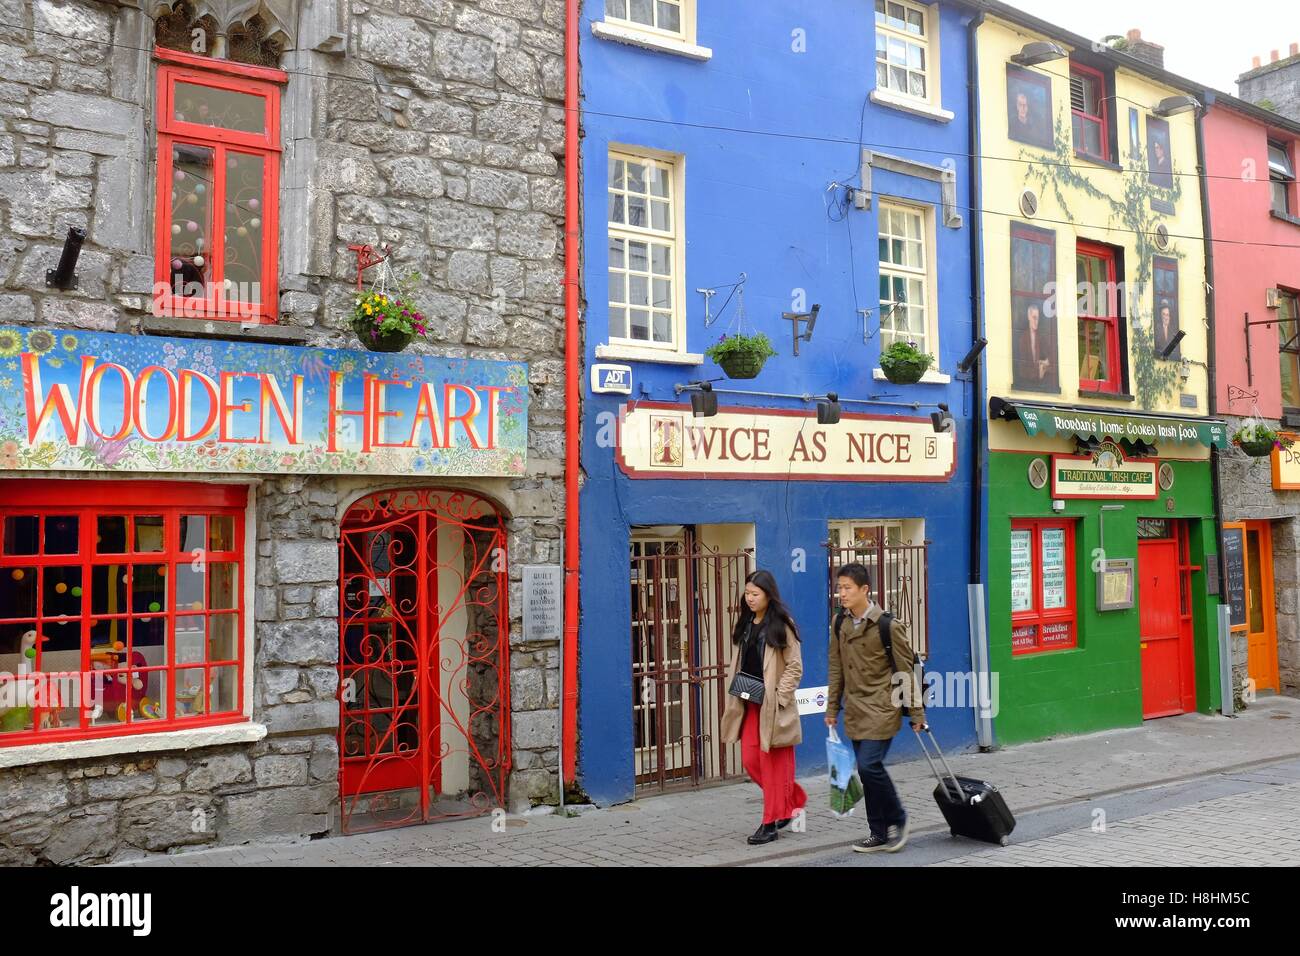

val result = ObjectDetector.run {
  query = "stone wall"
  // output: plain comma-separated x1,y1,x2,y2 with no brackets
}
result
1216,416,1300,704
0,0,568,863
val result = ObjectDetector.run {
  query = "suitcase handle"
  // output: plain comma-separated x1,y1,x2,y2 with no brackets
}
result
913,726,963,802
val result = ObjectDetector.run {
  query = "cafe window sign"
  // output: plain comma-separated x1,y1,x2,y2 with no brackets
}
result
0,327,528,477
1052,441,1157,500
1011,518,1077,655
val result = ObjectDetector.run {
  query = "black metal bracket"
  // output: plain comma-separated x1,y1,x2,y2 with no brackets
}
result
783,304,820,356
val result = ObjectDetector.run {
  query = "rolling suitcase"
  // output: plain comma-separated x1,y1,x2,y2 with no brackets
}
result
914,727,1015,846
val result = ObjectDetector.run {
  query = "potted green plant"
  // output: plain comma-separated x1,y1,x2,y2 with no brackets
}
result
879,340,935,384
349,278,428,352
1231,422,1294,458
705,331,777,380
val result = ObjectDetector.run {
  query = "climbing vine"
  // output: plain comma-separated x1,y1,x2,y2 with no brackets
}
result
1021,115,1185,408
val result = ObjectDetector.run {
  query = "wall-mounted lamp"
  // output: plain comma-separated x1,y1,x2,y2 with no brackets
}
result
681,381,717,418
783,304,820,357
930,402,954,433
1159,328,1187,360
1153,95,1201,117
1011,41,1067,66
817,392,841,425
957,337,988,374
46,226,86,290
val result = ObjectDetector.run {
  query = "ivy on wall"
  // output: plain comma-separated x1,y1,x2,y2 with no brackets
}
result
1020,116,1186,408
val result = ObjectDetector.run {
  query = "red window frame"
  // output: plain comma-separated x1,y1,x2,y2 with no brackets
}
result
0,480,247,747
1076,240,1123,394
1011,518,1077,656
1070,62,1110,163
153,47,284,325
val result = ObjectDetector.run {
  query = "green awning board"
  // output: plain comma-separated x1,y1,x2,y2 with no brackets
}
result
993,399,1228,449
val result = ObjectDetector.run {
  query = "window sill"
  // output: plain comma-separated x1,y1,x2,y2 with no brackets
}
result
141,315,308,345
0,721,267,770
873,367,952,385
869,89,955,123
1072,151,1123,172
595,343,704,365
1270,209,1300,228
591,21,713,61
1078,389,1136,402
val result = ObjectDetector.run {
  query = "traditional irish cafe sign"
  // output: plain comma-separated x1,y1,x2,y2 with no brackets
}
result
0,326,528,476
1052,440,1157,499
617,403,956,480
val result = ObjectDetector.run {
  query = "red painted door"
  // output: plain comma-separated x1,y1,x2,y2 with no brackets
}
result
1138,539,1183,718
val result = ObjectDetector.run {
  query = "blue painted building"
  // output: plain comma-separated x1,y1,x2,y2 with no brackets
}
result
577,0,984,804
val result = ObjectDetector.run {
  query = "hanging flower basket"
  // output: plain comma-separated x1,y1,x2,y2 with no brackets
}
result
705,332,776,380
1232,423,1292,458
879,340,935,384
349,272,428,353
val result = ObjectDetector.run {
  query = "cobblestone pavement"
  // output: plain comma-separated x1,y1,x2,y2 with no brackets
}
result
109,696,1300,867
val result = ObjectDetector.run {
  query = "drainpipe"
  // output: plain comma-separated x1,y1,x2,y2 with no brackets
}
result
1196,95,1231,714
965,10,994,750
561,0,581,788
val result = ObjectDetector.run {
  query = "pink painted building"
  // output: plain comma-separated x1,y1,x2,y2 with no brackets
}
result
1201,85,1300,703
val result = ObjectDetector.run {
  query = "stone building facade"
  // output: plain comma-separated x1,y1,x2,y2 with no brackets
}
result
0,0,568,864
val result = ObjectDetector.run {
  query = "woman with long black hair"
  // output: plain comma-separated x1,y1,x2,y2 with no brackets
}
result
720,569,806,845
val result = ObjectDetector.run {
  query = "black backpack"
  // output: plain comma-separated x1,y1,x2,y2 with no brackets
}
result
833,608,924,716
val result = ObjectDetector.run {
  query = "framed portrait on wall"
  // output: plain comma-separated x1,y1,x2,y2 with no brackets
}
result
1010,222,1060,393
1146,115,1173,190
1153,257,1180,358
1007,65,1054,150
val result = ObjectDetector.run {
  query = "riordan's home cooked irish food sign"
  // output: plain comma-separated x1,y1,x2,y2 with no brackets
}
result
0,327,528,476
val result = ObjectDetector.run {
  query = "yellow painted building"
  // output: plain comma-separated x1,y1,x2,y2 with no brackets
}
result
971,5,1226,744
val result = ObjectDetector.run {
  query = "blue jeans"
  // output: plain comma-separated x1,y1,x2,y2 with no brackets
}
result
852,736,906,839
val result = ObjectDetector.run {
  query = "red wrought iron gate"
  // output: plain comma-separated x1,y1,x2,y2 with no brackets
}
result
631,530,752,792
337,489,510,833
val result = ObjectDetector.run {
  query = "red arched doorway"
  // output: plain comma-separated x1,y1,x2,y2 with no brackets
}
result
338,489,510,833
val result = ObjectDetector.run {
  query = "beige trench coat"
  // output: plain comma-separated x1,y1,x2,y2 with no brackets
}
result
720,621,804,752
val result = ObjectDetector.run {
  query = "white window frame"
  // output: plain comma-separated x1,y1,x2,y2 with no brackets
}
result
872,0,950,122
1269,140,1295,217
603,147,692,360
593,0,712,61
877,200,940,360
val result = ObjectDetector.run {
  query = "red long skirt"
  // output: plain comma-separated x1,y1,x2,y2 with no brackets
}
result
741,702,808,824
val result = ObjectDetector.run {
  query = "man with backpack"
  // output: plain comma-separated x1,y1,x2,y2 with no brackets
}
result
825,562,926,853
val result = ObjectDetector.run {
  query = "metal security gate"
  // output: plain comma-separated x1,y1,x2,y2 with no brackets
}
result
338,489,510,833
827,537,929,656
631,529,752,793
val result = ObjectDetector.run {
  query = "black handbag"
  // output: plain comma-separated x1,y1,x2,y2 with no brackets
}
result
728,623,766,704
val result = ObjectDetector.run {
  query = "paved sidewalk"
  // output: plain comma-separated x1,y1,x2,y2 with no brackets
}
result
110,695,1300,867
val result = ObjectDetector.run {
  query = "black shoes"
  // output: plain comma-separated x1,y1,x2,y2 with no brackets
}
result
775,817,792,830
746,822,779,845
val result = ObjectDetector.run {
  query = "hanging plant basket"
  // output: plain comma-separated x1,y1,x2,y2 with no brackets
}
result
349,270,429,353
356,326,414,352
879,340,935,385
1231,423,1293,459
717,352,765,379
705,332,776,381
1238,438,1276,458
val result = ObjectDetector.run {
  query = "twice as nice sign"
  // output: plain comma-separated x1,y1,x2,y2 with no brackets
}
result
0,326,528,476
616,403,956,480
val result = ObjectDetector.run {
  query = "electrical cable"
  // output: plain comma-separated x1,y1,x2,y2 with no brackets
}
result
3,12,1293,191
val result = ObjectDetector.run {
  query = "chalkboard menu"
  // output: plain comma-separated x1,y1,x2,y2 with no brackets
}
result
1223,528,1247,626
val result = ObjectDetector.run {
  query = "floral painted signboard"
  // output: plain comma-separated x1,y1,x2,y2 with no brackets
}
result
0,327,528,476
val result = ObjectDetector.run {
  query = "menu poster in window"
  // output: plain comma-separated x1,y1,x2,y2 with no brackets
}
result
1040,621,1074,648
1011,530,1034,613
1012,623,1038,651
1223,527,1247,627
1041,528,1066,609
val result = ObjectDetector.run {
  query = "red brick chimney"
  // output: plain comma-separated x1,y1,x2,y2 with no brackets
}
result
1122,28,1165,69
